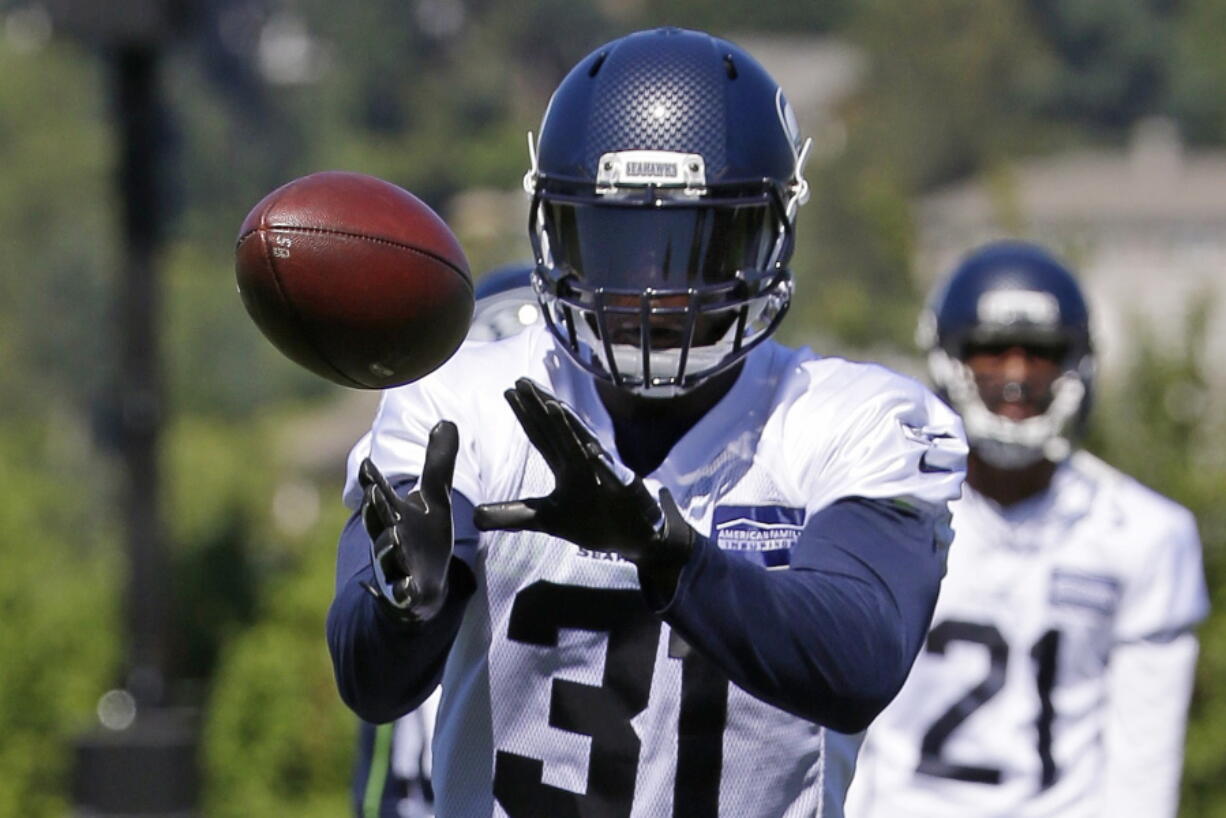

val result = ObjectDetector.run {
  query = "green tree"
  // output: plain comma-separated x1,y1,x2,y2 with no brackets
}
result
1171,0,1226,143
0,40,116,417
783,0,1059,352
1023,0,1180,130
0,427,121,817
201,491,357,818
1085,304,1225,817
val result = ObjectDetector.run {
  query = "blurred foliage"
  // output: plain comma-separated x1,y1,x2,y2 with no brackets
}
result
1084,300,1226,817
0,427,120,817
202,493,355,818
0,38,116,419
1022,0,1179,131
786,0,1064,352
634,0,851,35
1171,0,1226,144
162,415,273,680
0,0,1223,814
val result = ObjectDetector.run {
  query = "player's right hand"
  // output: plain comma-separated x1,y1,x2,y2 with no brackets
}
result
358,421,458,623
472,379,696,582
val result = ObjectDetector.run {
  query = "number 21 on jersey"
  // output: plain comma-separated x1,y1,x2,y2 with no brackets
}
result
917,619,1062,791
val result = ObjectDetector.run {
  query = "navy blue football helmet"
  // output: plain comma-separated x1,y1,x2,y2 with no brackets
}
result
918,240,1095,468
469,262,540,342
524,27,812,396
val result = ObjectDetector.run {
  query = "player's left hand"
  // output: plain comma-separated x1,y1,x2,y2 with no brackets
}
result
473,378,695,575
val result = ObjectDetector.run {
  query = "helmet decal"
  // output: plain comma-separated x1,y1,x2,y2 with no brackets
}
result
594,150,707,194
976,288,1061,327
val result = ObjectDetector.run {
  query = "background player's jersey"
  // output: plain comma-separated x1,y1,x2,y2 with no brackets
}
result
846,451,1209,818
344,323,965,818
352,689,440,818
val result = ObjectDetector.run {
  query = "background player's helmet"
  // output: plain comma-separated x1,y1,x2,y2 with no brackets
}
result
524,27,812,396
468,262,540,342
918,240,1095,469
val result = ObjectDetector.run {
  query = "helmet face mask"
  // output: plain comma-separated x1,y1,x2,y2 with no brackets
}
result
524,28,809,397
530,174,796,394
928,345,1090,469
920,241,1095,469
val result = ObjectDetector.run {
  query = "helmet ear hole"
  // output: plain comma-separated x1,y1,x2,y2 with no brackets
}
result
588,51,608,77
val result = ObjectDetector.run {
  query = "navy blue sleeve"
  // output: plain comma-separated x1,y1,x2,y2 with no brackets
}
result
654,496,946,734
326,481,479,724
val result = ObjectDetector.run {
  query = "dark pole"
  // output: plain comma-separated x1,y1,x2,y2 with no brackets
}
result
114,41,170,707
71,33,199,818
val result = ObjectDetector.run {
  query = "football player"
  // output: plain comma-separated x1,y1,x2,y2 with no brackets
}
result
845,240,1210,818
351,690,439,818
350,264,538,818
328,28,967,817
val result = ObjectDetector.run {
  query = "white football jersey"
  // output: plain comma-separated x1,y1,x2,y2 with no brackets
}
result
392,687,440,796
344,323,966,818
846,451,1209,818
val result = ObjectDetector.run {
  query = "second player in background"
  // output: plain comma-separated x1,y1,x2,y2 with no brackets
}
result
846,240,1209,818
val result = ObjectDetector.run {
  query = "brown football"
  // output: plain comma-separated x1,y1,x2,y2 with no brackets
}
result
235,171,474,389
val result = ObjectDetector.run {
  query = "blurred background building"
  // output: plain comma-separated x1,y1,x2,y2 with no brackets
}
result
917,117,1226,385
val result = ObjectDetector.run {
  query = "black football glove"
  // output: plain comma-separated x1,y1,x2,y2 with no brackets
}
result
358,421,458,623
473,378,695,581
